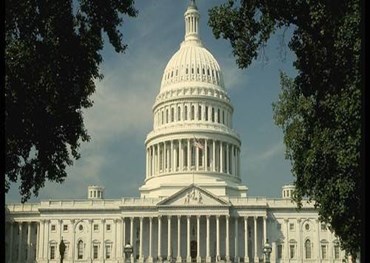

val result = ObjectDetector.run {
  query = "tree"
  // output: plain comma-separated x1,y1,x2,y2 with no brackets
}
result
209,0,361,259
5,0,137,202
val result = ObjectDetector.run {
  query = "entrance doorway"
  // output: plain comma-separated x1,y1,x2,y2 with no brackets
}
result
190,240,197,261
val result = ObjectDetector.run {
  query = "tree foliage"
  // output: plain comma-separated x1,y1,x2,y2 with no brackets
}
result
209,0,361,258
5,0,137,202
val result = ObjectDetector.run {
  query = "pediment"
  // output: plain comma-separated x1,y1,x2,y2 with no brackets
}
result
157,184,230,206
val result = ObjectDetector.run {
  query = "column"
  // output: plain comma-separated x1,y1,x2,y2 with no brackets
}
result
101,219,105,261
212,140,216,172
187,139,191,170
9,222,14,263
158,216,162,261
216,216,220,261
17,223,23,263
130,217,134,263
148,217,153,262
196,142,199,171
27,222,32,261
157,145,160,174
152,146,155,176
89,219,93,260
244,217,249,263
122,218,126,261
45,220,50,261
187,216,191,262
168,216,172,260
146,148,149,178
226,144,229,174
38,220,44,260
171,140,174,172
297,218,301,260
179,140,183,171
235,217,239,262
220,142,224,173
226,216,230,262
254,217,258,263
285,219,289,261
204,139,208,170
164,142,167,172
263,216,267,248
177,216,181,263
316,219,320,261
114,219,118,260
206,216,211,262
139,217,144,261
197,216,201,262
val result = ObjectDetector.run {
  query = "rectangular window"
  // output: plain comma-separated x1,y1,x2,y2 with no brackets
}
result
51,225,56,231
321,223,327,231
289,223,295,231
290,244,295,259
277,244,283,259
63,225,68,231
94,224,99,231
106,244,111,259
198,105,202,120
50,245,56,259
277,223,281,230
334,244,340,259
205,106,208,121
106,224,111,231
93,245,99,259
321,244,327,259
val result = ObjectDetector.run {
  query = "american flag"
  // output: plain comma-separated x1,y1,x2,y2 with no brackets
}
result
193,136,204,150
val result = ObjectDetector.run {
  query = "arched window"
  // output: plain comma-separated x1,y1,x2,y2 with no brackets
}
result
77,240,84,259
205,106,208,121
212,108,215,122
321,240,328,259
171,108,174,122
191,145,196,166
166,109,169,123
289,240,297,259
198,105,202,120
177,106,181,121
184,106,188,121
217,109,220,123
184,146,188,167
105,241,112,259
191,105,195,120
305,239,312,259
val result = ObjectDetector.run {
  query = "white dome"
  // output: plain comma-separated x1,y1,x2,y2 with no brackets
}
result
160,44,225,91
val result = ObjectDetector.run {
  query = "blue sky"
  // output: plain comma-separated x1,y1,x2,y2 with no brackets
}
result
6,0,299,203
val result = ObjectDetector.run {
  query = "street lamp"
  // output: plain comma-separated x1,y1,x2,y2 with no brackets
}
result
263,239,272,263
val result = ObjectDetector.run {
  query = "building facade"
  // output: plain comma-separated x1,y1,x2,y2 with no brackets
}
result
5,1,348,263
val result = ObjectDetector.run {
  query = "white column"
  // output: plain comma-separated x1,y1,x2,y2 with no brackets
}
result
179,140,183,171
216,216,220,261
45,220,50,261
148,217,153,262
226,144,229,174
114,219,118,260
254,217,258,262
197,216,201,262
164,142,167,172
244,217,249,263
157,145,161,174
152,146,155,176
177,216,181,263
18,222,23,263
285,219,289,261
206,216,211,262
9,222,14,263
187,139,191,170
263,216,267,247
158,216,162,261
205,139,208,170
187,216,191,262
146,148,149,178
101,219,105,260
297,218,301,260
171,140,174,172
168,216,172,260
220,142,224,173
139,217,144,261
38,220,44,260
89,220,93,260
27,222,31,262
235,217,239,262
226,216,230,262
212,140,216,172
316,219,321,261
196,142,199,171
130,217,134,263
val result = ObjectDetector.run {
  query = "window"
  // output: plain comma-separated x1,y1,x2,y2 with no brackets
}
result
198,105,202,120
277,244,283,259
277,223,281,230
106,224,111,231
217,109,220,123
77,240,84,259
184,106,188,120
93,245,99,259
171,108,174,122
63,225,68,231
94,224,99,231
211,108,215,122
177,106,181,121
161,111,164,124
305,239,311,259
191,105,195,120
290,244,295,259
79,225,83,231
321,243,328,259
166,109,168,123
289,223,295,231
51,225,56,231
106,243,112,259
321,223,327,231
63,242,69,259
205,106,208,121
305,223,310,231
50,244,56,259
334,243,340,259
191,146,196,166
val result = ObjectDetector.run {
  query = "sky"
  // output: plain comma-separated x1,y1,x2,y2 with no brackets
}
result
6,0,299,203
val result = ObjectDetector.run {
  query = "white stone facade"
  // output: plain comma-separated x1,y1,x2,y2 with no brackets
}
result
5,1,348,263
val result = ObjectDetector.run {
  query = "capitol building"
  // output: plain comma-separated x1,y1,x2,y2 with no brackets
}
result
5,1,349,263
